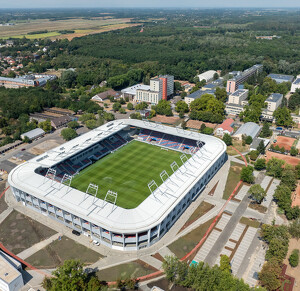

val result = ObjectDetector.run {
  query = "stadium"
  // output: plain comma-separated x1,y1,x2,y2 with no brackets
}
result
8,119,227,251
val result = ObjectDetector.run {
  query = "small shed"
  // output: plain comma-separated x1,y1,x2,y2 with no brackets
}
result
21,128,45,140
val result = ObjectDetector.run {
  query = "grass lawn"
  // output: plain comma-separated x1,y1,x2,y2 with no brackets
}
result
226,140,249,156
97,260,156,281
180,201,214,232
71,140,186,209
240,217,260,228
223,162,243,200
3,31,61,39
26,236,102,268
168,216,216,259
0,210,56,254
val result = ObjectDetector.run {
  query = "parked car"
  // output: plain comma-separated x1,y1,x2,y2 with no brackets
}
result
93,240,100,246
72,230,81,236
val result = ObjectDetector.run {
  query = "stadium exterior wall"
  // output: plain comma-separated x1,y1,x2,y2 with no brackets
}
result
8,119,227,251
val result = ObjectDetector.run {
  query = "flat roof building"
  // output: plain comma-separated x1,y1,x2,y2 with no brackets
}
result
261,93,283,121
291,75,300,93
267,74,294,84
228,89,249,105
226,64,263,93
0,251,24,291
184,89,216,105
121,84,150,101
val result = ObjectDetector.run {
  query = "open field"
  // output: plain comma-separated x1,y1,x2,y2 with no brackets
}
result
71,140,186,209
240,217,260,228
273,136,297,151
266,151,300,166
97,260,157,281
0,17,140,40
168,216,216,259
223,162,243,200
26,236,102,269
0,210,56,254
226,140,249,156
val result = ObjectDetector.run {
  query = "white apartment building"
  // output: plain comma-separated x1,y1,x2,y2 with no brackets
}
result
261,93,283,121
291,75,300,93
225,89,249,116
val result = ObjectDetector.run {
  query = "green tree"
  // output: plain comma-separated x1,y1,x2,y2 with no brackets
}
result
190,94,225,117
61,128,78,141
249,184,266,204
85,119,97,129
153,100,173,116
266,158,285,178
38,120,52,132
290,146,298,156
273,107,293,127
181,120,187,129
130,112,142,120
67,121,80,129
202,127,214,135
245,135,253,145
127,102,134,110
79,113,96,123
281,169,297,190
60,70,77,88
240,166,254,183
260,122,272,138
119,108,126,114
219,255,231,273
112,102,121,112
135,102,148,111
289,219,300,239
266,237,289,262
254,158,266,170
223,133,232,146
289,249,299,267
162,256,188,284
249,150,259,161
259,259,282,291
215,87,227,102
175,100,189,113
257,140,266,155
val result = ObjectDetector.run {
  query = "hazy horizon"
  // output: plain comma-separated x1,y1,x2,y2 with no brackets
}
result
1,0,300,9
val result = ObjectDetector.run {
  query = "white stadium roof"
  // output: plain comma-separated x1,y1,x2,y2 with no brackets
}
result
8,119,226,234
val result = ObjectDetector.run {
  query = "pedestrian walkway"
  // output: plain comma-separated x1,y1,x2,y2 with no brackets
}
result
245,246,266,287
260,176,272,191
17,233,61,260
231,227,257,275
262,179,280,208
0,207,13,224
140,256,162,270
234,185,250,201
158,246,175,259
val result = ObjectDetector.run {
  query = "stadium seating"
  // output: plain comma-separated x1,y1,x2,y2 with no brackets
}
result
147,130,164,144
160,134,183,149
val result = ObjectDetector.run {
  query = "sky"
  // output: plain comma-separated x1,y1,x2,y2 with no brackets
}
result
1,0,300,9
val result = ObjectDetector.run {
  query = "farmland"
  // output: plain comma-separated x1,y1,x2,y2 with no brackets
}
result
0,17,141,40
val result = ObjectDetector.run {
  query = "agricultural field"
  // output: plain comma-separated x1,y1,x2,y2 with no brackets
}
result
0,17,141,40
71,140,186,209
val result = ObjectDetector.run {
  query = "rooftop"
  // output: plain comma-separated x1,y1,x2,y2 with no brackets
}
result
0,252,21,284
187,89,216,100
266,93,283,103
268,74,294,83
293,77,300,85
121,84,150,95
8,119,226,234
217,118,234,133
230,89,249,97
234,122,261,139
21,128,45,139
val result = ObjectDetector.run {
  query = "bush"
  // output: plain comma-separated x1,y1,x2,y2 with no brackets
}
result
254,158,266,170
289,249,299,267
290,146,298,156
223,133,232,146
245,135,253,145
240,166,254,183
249,150,259,161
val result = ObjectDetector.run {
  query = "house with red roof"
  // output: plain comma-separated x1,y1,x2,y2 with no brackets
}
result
215,118,234,136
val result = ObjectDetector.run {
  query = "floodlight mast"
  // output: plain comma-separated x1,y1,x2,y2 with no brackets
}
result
60,173,73,192
44,168,56,185
103,190,118,206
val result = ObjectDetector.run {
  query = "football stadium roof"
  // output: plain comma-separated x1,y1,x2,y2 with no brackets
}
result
8,119,226,233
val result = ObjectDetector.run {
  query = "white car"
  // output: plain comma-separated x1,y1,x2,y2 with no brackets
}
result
93,240,100,246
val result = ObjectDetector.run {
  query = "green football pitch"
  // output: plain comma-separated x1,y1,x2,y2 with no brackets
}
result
71,140,187,209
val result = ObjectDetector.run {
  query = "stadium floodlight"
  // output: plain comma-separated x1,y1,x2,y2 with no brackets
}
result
86,183,98,197
103,190,117,206
60,173,73,191
171,161,182,173
44,168,56,184
160,170,169,183
180,154,189,164
148,180,164,198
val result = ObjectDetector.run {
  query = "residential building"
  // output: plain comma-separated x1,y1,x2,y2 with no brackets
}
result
291,113,300,128
215,118,234,136
135,75,174,105
202,79,223,90
0,251,24,291
233,122,261,140
226,64,263,93
250,138,270,151
267,74,294,84
92,89,120,102
228,89,249,105
21,128,45,141
184,89,216,105
291,75,300,93
121,84,150,101
197,70,217,82
261,93,283,121
225,89,249,116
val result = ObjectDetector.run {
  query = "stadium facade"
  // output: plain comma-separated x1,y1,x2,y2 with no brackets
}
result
8,119,227,251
